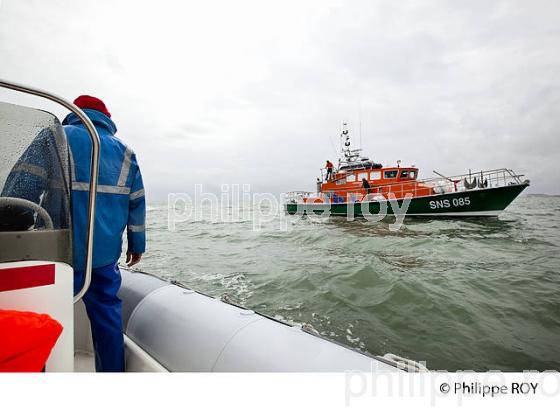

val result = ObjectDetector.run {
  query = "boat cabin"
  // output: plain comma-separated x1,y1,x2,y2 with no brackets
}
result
321,166,435,202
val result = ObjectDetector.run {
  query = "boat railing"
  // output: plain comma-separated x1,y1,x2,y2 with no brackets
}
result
285,191,315,203
319,167,339,182
370,168,526,200
418,168,525,192
319,167,351,185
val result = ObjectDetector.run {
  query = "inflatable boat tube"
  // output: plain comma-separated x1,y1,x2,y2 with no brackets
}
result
118,269,405,372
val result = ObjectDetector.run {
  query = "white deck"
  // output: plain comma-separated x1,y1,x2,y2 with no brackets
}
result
74,352,95,372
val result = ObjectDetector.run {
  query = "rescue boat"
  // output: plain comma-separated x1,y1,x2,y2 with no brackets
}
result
286,124,529,218
0,80,425,372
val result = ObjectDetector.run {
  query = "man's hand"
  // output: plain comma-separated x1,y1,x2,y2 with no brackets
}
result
126,252,142,267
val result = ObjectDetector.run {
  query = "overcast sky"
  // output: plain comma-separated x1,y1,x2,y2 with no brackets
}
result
1,0,559,198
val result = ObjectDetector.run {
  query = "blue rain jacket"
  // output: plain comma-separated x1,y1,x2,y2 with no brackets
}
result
63,109,146,270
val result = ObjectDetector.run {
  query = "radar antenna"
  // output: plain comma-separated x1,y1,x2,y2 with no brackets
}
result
339,122,362,164
336,122,376,171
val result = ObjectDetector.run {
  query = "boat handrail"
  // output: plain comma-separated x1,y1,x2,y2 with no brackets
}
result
340,168,523,188
0,79,101,304
285,191,315,202
423,168,525,184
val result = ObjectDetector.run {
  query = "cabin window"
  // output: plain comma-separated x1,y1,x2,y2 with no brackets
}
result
336,178,346,185
358,172,368,180
346,174,356,182
370,171,381,180
400,169,416,179
384,170,398,179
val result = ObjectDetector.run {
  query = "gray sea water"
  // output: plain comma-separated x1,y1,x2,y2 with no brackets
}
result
134,194,560,371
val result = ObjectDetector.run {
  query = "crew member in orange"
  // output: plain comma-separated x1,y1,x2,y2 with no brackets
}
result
325,160,334,180
362,178,371,196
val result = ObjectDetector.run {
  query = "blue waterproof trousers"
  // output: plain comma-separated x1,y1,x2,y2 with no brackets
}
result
74,263,124,372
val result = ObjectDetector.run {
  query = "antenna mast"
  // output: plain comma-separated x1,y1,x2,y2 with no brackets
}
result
359,109,362,150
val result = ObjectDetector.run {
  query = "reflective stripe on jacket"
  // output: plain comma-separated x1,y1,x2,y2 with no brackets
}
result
63,109,146,270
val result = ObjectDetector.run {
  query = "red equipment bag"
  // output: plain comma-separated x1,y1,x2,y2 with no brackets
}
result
0,310,63,372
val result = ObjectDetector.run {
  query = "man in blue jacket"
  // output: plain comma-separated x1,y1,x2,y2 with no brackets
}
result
64,95,146,372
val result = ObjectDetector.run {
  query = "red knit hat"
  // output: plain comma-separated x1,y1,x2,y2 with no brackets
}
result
73,95,111,118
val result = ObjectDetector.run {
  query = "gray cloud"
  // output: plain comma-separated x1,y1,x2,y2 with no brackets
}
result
1,0,559,198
